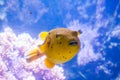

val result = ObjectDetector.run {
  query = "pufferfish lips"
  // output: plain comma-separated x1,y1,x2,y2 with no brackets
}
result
69,40,78,46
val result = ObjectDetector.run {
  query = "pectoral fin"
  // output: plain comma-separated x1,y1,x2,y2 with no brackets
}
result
39,44,46,53
39,32,48,40
26,47,44,62
44,58,55,68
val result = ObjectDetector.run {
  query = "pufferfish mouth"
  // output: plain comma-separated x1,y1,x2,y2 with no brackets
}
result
69,41,78,46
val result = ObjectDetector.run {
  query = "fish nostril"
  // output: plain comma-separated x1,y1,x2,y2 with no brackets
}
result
69,41,78,45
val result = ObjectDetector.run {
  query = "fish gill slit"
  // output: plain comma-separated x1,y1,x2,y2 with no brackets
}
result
47,41,50,47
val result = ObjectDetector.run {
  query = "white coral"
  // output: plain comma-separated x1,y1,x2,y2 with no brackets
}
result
0,27,65,80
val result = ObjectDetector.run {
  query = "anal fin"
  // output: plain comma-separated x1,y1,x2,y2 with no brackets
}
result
44,58,55,68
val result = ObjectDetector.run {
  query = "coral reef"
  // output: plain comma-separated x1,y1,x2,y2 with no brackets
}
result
0,27,65,80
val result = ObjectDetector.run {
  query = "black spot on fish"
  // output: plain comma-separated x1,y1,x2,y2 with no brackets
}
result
56,34,62,39
57,41,62,45
48,32,50,35
51,46,53,48
63,56,67,59
69,51,71,54
56,34,59,38
59,42,62,44
47,37,51,47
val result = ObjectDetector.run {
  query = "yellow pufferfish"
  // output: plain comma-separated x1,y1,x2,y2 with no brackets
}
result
26,28,82,68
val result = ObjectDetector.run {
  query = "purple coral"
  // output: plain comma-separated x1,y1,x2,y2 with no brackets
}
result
0,27,65,80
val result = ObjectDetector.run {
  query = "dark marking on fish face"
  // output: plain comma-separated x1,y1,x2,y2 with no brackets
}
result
56,33,63,40
56,34,60,38
69,41,78,46
48,32,51,35
72,31,78,36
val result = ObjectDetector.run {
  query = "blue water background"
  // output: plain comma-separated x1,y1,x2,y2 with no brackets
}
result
0,0,120,80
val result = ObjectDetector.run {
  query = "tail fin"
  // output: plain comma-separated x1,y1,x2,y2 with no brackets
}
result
26,47,44,62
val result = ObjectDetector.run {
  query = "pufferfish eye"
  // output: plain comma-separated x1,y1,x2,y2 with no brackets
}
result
56,33,63,40
69,41,78,46
72,31,78,36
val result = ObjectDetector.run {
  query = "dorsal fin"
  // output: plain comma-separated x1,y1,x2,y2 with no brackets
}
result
39,32,48,40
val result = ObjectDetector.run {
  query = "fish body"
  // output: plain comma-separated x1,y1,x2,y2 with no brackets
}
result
27,28,81,68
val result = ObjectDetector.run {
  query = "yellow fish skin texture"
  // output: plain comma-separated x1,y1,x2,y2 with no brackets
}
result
27,28,81,68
